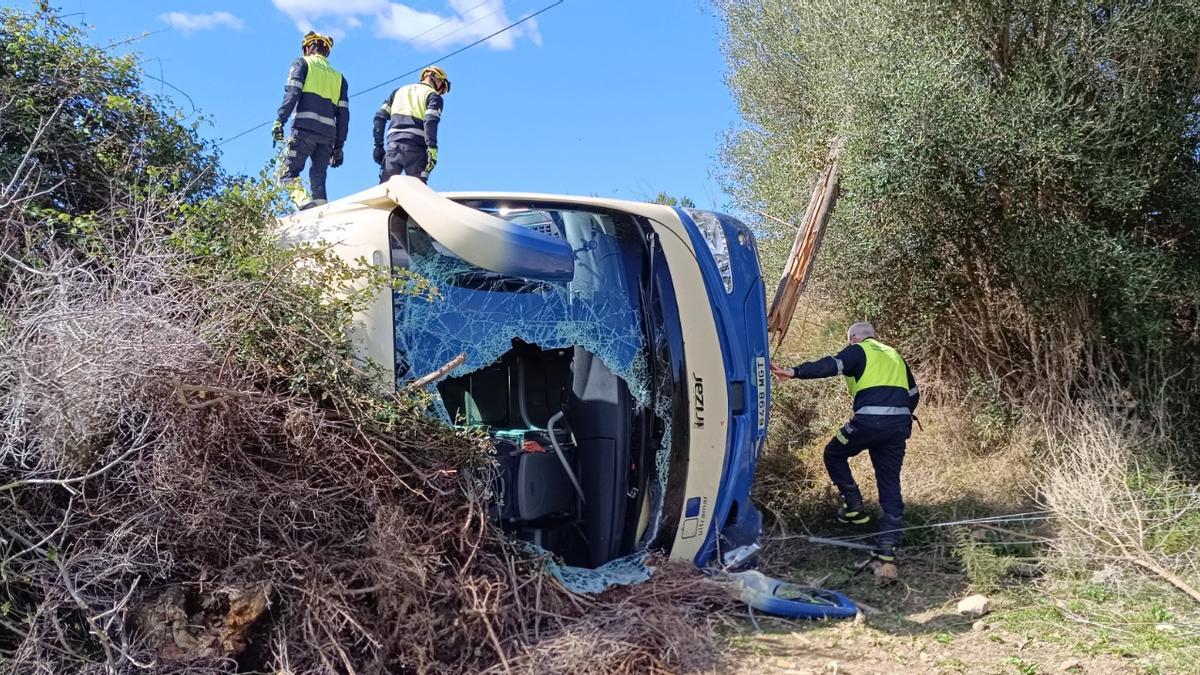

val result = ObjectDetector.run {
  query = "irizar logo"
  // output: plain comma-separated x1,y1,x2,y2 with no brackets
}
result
693,374,705,428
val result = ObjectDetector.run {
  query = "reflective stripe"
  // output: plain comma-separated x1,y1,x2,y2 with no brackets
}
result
855,406,911,416
295,111,336,126
338,100,349,109
286,78,304,89
389,126,426,139
834,357,844,376
908,386,919,396
425,108,441,119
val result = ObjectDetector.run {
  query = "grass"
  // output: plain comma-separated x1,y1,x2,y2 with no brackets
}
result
733,303,1200,673
994,578,1200,672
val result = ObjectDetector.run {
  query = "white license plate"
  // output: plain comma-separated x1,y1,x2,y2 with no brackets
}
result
755,356,767,430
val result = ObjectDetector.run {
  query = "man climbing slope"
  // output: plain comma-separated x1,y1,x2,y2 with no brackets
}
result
274,31,349,209
770,321,919,563
373,66,450,184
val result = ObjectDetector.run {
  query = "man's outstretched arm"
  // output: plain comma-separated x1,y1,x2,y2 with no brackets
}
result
770,344,865,380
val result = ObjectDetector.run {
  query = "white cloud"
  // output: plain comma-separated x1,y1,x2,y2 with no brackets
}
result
159,11,245,34
271,0,541,51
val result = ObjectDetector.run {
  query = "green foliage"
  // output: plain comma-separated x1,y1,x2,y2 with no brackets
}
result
1004,656,1042,675
966,372,1017,449
0,5,219,216
718,0,1200,405
651,192,697,208
165,177,451,439
998,580,1200,672
954,527,1022,592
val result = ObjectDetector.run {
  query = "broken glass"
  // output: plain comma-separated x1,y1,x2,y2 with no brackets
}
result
393,204,675,592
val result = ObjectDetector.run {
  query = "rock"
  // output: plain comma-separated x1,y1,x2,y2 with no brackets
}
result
957,594,991,617
873,561,899,583
1155,623,1176,633
972,619,988,632
1059,659,1082,672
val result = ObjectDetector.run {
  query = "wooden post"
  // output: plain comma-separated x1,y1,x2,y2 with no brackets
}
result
765,138,843,349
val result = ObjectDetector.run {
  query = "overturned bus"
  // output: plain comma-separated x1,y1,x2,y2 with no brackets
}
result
279,177,856,618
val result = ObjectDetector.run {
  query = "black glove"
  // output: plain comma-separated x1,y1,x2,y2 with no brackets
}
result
373,145,384,166
272,120,284,144
330,146,344,168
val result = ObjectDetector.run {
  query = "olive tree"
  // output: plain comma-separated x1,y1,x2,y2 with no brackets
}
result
718,0,1200,405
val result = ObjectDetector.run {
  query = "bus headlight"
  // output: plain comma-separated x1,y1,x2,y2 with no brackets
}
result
685,208,734,293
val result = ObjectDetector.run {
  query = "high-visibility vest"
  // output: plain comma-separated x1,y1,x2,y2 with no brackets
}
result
300,55,343,104
389,82,437,120
844,339,909,397
289,55,345,139
383,83,439,146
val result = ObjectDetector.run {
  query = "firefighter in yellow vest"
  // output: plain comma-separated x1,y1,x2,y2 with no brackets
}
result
273,32,349,209
372,66,449,183
771,321,919,561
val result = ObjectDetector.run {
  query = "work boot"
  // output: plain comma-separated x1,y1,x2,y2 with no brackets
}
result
874,512,903,560
836,502,872,526
873,543,896,563
869,544,899,582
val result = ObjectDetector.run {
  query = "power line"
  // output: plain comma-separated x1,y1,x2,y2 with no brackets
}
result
354,0,562,98
405,0,492,45
421,6,505,50
216,0,564,148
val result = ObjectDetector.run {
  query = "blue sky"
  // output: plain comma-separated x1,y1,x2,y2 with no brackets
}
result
39,1,740,209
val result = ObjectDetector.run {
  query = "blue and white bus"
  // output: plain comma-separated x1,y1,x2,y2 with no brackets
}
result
280,177,856,617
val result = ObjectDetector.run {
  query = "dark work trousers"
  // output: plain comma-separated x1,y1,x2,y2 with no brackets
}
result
381,142,429,183
823,416,911,549
283,131,334,202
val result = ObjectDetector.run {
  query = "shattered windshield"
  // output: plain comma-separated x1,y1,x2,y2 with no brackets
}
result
392,201,680,591
396,205,648,395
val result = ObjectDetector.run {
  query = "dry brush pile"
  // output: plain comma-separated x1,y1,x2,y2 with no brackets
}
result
0,188,732,674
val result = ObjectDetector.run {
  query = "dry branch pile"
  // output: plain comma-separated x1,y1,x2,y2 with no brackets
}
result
0,198,732,674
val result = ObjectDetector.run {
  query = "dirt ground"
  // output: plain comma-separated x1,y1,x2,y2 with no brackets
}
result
717,539,1173,674
722,617,1141,674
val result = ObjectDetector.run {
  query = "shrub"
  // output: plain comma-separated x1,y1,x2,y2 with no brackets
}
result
0,8,733,673
717,0,1200,411
1038,401,1200,594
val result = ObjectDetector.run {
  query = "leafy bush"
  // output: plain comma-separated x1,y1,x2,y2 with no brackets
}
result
718,0,1200,410
0,4,219,217
0,7,734,673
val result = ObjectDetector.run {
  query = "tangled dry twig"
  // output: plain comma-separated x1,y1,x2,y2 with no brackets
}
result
0,193,732,674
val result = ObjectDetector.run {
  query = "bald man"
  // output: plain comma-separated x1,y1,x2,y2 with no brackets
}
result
771,322,918,561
